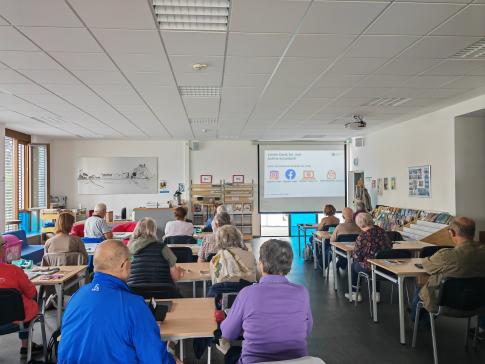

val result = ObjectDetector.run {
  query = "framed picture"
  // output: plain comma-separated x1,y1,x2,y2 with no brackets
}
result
390,177,396,190
200,175,213,184
408,165,431,198
384,177,389,190
232,175,244,184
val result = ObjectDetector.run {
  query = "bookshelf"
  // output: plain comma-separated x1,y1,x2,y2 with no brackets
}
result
223,180,254,241
40,208,87,242
190,182,223,226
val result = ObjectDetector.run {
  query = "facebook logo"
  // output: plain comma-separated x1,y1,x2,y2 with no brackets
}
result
285,169,296,180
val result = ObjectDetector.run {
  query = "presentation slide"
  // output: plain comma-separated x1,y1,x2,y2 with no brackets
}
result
258,144,346,213
263,150,345,199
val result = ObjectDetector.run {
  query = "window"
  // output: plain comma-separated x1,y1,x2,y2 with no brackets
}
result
4,129,49,231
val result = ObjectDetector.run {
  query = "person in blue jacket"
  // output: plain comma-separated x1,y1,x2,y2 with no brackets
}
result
58,239,180,364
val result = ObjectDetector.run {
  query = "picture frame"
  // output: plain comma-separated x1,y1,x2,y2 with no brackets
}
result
232,174,244,184
200,175,213,184
408,165,431,198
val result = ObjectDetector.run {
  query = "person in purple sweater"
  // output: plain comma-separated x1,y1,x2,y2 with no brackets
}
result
221,239,313,364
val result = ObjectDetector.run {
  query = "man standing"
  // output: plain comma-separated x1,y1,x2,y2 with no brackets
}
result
58,240,179,364
83,203,113,239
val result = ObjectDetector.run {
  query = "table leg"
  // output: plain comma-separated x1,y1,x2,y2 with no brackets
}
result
346,252,353,303
298,225,301,257
207,344,212,364
203,280,207,298
398,276,406,344
192,282,196,298
372,265,378,322
321,241,326,278
55,284,63,327
303,228,307,255
313,237,317,270
180,339,184,361
332,246,337,291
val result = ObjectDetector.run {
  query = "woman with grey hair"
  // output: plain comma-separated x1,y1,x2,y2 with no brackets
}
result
349,213,391,302
198,211,234,262
127,217,183,285
221,239,313,363
210,225,257,284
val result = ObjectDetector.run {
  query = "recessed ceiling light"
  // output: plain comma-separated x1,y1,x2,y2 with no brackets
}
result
452,38,485,59
179,86,221,97
361,97,411,107
153,0,230,32
192,63,208,71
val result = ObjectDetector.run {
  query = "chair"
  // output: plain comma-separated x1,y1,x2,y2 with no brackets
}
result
257,357,326,364
42,252,85,266
208,280,252,310
324,233,360,278
112,222,137,233
164,235,197,245
0,288,47,362
169,247,193,263
386,231,403,241
354,249,412,318
419,245,453,258
81,236,104,244
321,224,339,232
128,283,182,299
70,222,85,237
412,277,485,364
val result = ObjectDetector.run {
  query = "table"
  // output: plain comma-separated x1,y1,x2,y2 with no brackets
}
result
177,262,211,298
194,232,211,240
297,224,318,257
312,231,331,272
30,265,88,327
368,258,427,344
392,240,434,257
158,298,216,363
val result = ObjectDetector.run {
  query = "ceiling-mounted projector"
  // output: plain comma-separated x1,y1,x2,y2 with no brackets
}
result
345,115,367,130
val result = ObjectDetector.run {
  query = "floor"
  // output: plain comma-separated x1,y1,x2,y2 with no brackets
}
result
1,237,484,364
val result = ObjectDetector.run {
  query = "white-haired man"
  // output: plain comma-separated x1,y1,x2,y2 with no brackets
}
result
84,203,113,239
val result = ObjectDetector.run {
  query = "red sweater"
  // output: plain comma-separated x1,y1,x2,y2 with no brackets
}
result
0,263,38,322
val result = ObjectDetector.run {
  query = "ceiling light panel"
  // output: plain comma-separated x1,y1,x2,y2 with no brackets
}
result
153,0,230,31
452,38,485,59
179,85,221,96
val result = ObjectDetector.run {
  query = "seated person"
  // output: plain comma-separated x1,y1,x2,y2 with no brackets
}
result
210,225,257,284
221,239,313,364
203,204,227,232
0,237,44,358
328,207,362,269
164,206,194,238
317,204,340,231
84,203,113,239
44,212,88,264
58,240,179,364
412,217,485,338
349,213,391,302
128,217,183,285
198,212,232,262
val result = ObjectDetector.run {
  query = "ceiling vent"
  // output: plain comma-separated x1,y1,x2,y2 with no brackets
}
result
189,118,218,125
179,86,221,97
361,97,411,107
452,38,485,59
345,115,367,130
153,0,230,31
354,137,365,148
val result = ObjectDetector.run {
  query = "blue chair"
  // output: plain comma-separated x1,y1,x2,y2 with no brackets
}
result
2,230,44,264
80,237,104,244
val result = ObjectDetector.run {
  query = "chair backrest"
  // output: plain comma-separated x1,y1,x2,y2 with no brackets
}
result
42,252,85,266
206,253,217,262
322,224,339,232
70,223,85,237
208,280,252,310
419,245,453,258
376,249,412,259
164,235,197,245
222,292,238,310
81,237,104,244
112,222,137,233
438,277,485,312
0,289,25,325
336,234,360,243
386,231,403,241
128,283,182,299
257,357,326,364
2,230,27,248
169,247,193,263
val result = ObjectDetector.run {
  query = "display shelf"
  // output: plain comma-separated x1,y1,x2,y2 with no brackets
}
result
40,208,87,243
223,180,254,241
190,181,223,227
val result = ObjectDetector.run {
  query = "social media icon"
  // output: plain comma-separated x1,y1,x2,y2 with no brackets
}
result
269,170,279,180
302,170,315,180
285,169,296,180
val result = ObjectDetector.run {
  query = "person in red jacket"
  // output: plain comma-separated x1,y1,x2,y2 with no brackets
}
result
0,237,44,358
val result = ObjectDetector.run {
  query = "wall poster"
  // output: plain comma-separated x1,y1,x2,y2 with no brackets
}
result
408,165,431,198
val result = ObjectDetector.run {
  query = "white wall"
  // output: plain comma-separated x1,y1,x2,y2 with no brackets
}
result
455,115,485,235
350,94,485,215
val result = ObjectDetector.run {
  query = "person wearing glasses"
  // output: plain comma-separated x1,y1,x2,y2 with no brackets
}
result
411,217,485,340
58,240,181,364
0,237,44,358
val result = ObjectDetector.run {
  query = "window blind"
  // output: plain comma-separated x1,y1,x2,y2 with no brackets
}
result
5,136,14,225
30,144,48,209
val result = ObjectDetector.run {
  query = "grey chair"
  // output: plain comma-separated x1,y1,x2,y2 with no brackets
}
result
412,277,485,364
42,252,85,266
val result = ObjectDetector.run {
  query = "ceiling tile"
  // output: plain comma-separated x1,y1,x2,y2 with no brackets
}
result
286,98,332,115
19,27,102,53
0,82,48,95
443,76,485,89
270,58,333,87
313,74,366,88
68,0,156,30
402,75,459,88
170,55,223,86
183,97,220,117
402,36,482,59
0,0,82,27
345,35,419,58
20,69,79,84
423,60,480,76
50,52,115,71
228,33,290,57
287,34,356,58
225,56,279,74
305,86,348,98
125,71,171,86
230,0,309,33
418,88,473,99
110,52,171,73
224,73,269,88
301,1,388,34
366,3,463,36
0,51,60,69
73,70,128,85
0,26,37,51
92,29,163,54
344,87,400,98
376,58,441,75
162,31,226,56
431,5,485,36
329,57,388,75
